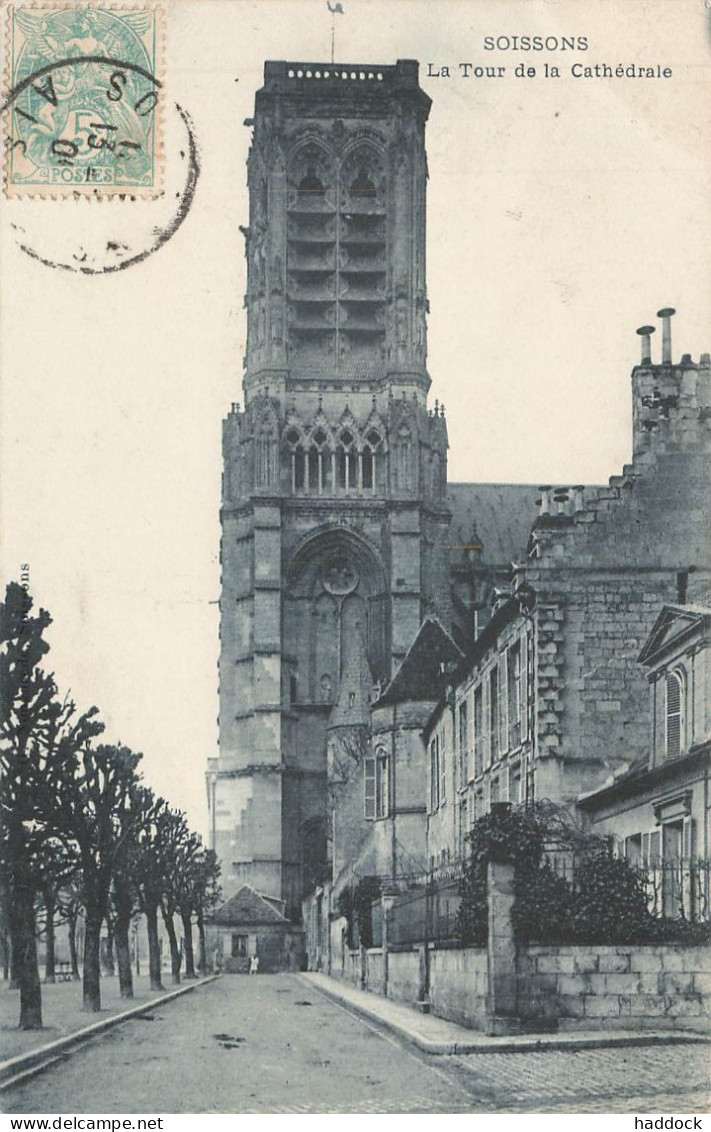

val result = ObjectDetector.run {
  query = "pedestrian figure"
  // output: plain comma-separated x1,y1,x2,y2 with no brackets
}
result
249,954,259,974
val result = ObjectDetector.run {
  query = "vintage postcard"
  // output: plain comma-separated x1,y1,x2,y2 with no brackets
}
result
0,0,709,1120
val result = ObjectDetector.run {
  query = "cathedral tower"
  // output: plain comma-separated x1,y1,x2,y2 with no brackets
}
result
209,60,451,916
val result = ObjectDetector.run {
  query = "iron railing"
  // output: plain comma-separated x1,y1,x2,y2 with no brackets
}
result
543,850,711,924
386,878,462,948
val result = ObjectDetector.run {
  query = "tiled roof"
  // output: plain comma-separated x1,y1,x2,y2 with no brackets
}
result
212,884,289,925
447,483,541,567
376,616,463,707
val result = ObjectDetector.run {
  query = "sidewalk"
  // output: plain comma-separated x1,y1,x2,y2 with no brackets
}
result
300,971,710,1055
0,973,217,1085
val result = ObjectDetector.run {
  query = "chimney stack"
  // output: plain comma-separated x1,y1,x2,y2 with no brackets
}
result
657,307,676,364
636,325,655,365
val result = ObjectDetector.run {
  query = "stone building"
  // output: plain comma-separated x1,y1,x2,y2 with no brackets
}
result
424,318,711,867
207,59,710,927
579,602,711,920
207,59,536,917
206,885,302,973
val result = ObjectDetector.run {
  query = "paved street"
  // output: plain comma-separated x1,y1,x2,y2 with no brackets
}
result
3,975,709,1114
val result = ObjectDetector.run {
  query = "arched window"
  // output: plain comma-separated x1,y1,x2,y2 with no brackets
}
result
364,746,389,820
298,168,325,198
395,425,413,492
306,427,332,494
337,429,357,491
311,590,339,703
350,166,377,199
429,451,442,498
665,668,685,759
362,447,374,490
362,428,382,492
286,428,305,492
255,414,278,488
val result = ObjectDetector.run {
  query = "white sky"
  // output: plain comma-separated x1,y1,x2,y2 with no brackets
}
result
1,0,709,836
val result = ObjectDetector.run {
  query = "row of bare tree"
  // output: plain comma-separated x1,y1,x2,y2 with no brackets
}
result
0,582,221,1030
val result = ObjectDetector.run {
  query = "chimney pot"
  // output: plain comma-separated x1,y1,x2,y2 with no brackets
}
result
657,307,676,364
636,325,655,365
538,486,552,516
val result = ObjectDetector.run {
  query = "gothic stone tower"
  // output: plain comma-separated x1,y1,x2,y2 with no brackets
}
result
210,60,451,917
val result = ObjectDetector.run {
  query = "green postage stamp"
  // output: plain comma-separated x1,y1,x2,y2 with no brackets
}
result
4,4,163,196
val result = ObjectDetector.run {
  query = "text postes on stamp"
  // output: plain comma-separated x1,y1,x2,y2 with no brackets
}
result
4,4,163,197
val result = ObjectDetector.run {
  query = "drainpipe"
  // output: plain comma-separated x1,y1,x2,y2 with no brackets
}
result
391,702,398,882
526,614,537,806
210,774,217,852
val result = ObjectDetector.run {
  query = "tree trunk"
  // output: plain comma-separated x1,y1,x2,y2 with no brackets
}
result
43,887,56,984
0,879,10,981
145,904,164,991
180,910,196,978
114,913,133,998
8,828,42,1028
12,872,43,1028
197,912,206,976
103,917,115,976
1,926,9,982
82,910,103,1012
68,912,80,980
161,904,181,985
9,929,19,988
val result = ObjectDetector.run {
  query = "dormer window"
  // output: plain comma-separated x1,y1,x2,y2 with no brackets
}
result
665,668,685,758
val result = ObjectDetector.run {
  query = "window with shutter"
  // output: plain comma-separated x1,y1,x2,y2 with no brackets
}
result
439,730,446,804
520,632,529,742
625,833,642,864
364,756,375,819
459,797,468,856
499,654,509,754
510,768,522,804
375,748,389,818
458,699,469,785
665,669,685,758
489,669,499,763
507,642,521,749
473,684,484,777
429,738,439,811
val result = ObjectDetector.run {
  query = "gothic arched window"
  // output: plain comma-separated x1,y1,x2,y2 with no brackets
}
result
395,425,413,493
429,451,442,498
363,427,383,491
255,412,278,489
341,146,383,205
336,429,358,491
298,168,325,198
286,427,305,492
312,593,339,703
350,166,377,200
